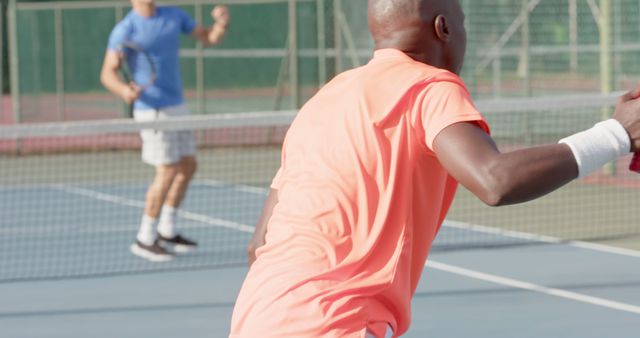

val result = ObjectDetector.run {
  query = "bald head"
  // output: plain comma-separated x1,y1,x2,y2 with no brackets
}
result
368,0,466,73
369,0,420,26
369,0,423,38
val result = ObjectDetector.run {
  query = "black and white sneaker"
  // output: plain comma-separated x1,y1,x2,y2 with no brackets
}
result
158,234,197,253
130,240,174,262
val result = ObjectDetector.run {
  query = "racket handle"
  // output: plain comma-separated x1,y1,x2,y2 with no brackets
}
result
630,152,640,173
127,102,134,119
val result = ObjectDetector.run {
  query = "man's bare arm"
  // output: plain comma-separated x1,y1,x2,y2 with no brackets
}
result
434,88,640,206
100,50,140,104
191,5,229,46
434,123,577,206
247,188,278,266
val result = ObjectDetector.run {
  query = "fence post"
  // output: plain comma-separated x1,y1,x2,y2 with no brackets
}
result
0,1,3,119
55,5,64,121
492,53,501,98
600,0,613,97
195,3,205,114
316,0,327,87
569,0,578,72
288,0,299,109
519,0,531,97
600,0,615,175
461,0,477,96
8,0,20,124
333,0,343,74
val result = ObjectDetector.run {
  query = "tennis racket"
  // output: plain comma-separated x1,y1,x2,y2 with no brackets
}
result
117,42,157,118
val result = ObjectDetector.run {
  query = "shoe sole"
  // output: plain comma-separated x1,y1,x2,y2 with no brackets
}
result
158,240,197,253
130,244,173,262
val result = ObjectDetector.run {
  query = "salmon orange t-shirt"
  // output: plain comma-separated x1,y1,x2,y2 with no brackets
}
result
230,49,489,338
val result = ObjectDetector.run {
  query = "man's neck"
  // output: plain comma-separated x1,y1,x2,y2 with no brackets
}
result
133,2,156,18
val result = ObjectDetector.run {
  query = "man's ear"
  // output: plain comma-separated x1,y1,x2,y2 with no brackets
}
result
434,14,450,42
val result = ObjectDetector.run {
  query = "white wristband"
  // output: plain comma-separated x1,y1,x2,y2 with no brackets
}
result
559,119,631,178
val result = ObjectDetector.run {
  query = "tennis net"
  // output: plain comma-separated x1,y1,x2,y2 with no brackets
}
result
1,94,640,283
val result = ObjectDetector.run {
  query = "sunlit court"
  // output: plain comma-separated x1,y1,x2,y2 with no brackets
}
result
1,0,639,337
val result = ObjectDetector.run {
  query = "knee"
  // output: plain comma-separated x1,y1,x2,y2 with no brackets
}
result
180,157,198,178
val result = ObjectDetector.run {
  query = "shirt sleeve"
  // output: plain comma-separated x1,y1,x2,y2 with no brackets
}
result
106,21,130,53
176,8,197,35
419,80,490,151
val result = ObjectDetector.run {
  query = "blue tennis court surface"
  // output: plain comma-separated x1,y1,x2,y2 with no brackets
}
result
1,181,639,337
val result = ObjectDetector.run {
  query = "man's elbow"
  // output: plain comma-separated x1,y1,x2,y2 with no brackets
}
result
471,166,512,207
192,30,212,46
479,190,508,207
99,68,111,88
475,184,507,207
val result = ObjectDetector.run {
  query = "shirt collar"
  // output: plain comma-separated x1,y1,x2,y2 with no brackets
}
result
372,48,414,61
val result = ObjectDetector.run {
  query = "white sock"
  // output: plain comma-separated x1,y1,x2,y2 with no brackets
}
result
137,215,158,246
158,205,178,238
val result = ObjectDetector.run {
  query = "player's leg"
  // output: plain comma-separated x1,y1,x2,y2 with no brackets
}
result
163,156,197,209
157,125,198,251
158,155,199,252
131,123,183,261
145,164,181,218
131,163,180,261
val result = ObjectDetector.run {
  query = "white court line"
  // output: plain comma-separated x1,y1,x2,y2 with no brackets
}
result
444,220,640,258
25,183,640,314
0,221,233,237
0,223,134,236
53,185,254,233
195,180,640,258
55,185,145,208
51,183,640,258
427,260,640,315
196,179,269,195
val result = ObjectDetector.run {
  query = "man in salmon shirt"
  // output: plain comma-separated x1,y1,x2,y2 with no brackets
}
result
230,0,640,337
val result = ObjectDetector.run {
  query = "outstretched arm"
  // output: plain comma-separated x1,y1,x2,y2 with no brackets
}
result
434,122,577,206
247,188,279,266
191,5,230,46
434,88,640,206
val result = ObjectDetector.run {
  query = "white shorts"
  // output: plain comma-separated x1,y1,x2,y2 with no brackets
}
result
134,104,196,167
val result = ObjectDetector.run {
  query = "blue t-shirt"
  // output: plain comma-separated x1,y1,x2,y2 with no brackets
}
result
107,6,197,110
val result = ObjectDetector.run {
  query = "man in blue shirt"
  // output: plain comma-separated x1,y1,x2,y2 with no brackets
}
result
100,0,230,262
